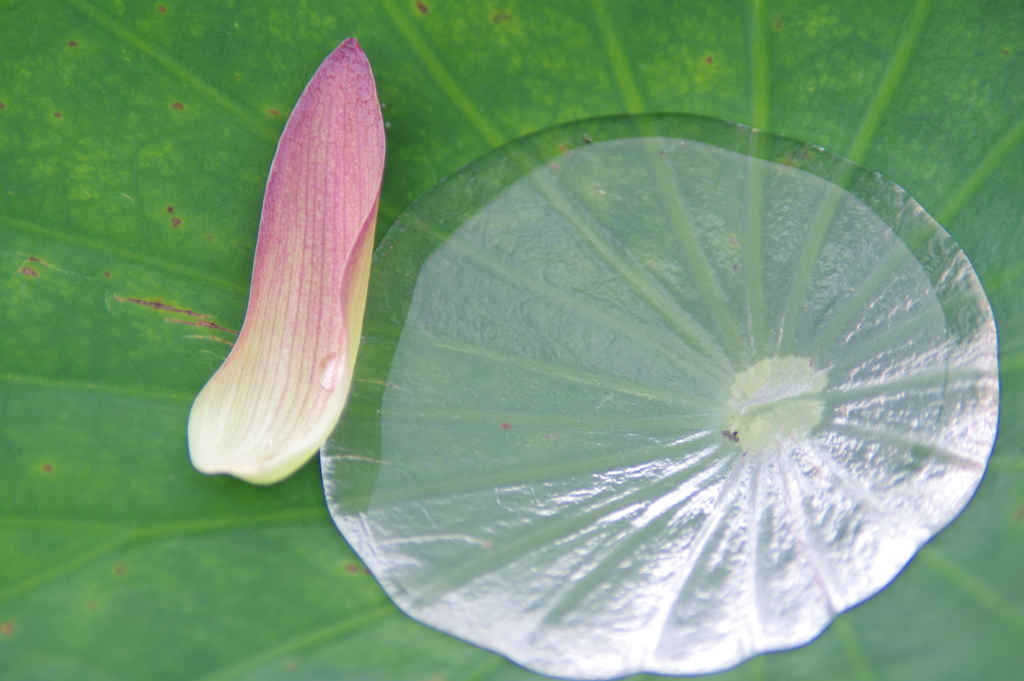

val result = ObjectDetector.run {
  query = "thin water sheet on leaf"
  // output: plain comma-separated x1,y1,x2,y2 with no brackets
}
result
322,115,998,679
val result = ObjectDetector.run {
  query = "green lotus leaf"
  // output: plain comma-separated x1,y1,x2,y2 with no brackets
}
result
2,1,1023,679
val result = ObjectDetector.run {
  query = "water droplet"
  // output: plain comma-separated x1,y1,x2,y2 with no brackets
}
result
318,353,341,391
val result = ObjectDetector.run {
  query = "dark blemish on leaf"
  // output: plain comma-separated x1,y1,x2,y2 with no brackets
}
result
234,73,242,80
544,434,553,439
114,295,211,317
158,5,166,12
166,206,174,213
773,20,782,30
42,464,52,473
706,55,713,64
286,660,299,671
115,566,124,575
559,143,569,154
268,109,280,116
103,271,111,277
28,256,41,262
493,12,510,23
345,564,359,573
68,41,77,47
721,430,739,443
204,234,213,242
416,0,428,14
185,333,235,346
87,602,97,611
582,133,593,144
501,422,512,429
21,267,38,276
361,568,371,574
0,622,13,636
1015,506,1024,521
166,318,238,334
1004,49,1011,55
172,102,183,110
0,102,4,109
550,162,559,171
53,112,61,117
659,150,666,157
171,218,181,227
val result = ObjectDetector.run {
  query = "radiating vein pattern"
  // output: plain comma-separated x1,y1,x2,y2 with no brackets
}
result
324,117,998,679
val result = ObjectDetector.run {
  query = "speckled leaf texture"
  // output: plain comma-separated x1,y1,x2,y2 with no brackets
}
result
1,1,1022,680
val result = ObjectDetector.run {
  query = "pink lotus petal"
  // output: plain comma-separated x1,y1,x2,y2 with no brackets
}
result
188,39,385,484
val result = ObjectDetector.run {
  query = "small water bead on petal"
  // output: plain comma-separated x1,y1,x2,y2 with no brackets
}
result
318,353,341,392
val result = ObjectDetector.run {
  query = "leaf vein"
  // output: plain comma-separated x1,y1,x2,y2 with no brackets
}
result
60,0,279,144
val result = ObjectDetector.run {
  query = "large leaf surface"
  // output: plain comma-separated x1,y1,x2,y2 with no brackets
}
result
1,0,1022,679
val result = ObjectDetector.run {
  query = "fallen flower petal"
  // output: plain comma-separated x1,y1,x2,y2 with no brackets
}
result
188,38,385,484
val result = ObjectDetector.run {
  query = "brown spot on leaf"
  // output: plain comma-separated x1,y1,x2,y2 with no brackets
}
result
501,422,512,429
166,206,174,213
115,566,124,575
42,463,53,473
53,112,61,117
87,602,97,611
171,218,181,227
114,295,237,334
158,5,166,12
1016,506,1024,522
706,55,714,64
166,318,238,334
416,0,428,14
114,295,211,317
493,12,510,23
268,109,280,116
172,102,183,110
0,102,5,109
68,41,77,47
103,271,111,277
184,333,235,346
0,622,13,636
345,564,359,573
21,267,38,277
773,20,782,30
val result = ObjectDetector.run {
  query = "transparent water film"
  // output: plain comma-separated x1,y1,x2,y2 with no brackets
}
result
322,115,998,679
